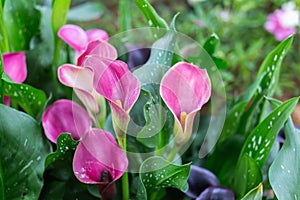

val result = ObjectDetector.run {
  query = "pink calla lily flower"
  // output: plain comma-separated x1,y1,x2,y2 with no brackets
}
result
3,52,27,83
58,40,118,123
58,24,109,54
58,64,100,114
73,128,128,184
83,56,140,138
77,40,117,66
42,99,92,143
2,52,27,105
42,100,128,198
160,62,211,144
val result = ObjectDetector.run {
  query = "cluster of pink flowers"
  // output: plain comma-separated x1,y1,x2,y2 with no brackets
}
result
39,24,211,197
264,2,299,41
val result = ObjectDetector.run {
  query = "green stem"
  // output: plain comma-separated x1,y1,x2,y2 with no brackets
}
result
118,137,130,200
119,0,131,32
0,0,9,53
51,36,61,100
167,144,180,162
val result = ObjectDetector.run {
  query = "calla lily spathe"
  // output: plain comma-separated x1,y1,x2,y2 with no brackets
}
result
42,99,92,143
83,56,140,138
160,62,211,144
2,52,27,105
58,39,117,122
58,24,109,54
73,128,128,184
42,99,128,194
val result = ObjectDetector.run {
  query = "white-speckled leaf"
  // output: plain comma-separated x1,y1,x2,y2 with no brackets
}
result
2,75,47,117
239,97,299,169
269,117,300,200
137,156,190,199
238,36,293,136
233,97,299,197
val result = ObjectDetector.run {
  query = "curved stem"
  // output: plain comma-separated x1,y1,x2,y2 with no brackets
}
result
167,144,180,162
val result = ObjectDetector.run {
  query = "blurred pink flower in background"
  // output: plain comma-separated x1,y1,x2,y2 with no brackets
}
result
264,2,299,41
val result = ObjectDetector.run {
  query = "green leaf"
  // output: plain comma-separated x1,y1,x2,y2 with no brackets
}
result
0,1,9,52
3,0,41,51
0,105,51,200
233,155,262,198
233,97,299,196
238,97,299,169
269,116,300,199
0,160,5,200
136,93,166,148
203,33,219,55
202,34,226,70
218,102,248,143
67,2,104,22
2,77,47,117
45,133,78,171
205,135,244,186
217,68,264,144
133,25,176,85
134,0,168,32
137,156,190,199
119,0,131,32
237,36,293,137
241,183,263,200
52,0,71,34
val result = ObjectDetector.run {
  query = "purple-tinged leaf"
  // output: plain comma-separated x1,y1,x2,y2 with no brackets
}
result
196,186,235,200
186,165,219,199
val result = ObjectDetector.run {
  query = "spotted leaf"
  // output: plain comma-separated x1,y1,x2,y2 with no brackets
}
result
269,113,300,199
137,156,190,200
233,97,299,197
2,75,47,117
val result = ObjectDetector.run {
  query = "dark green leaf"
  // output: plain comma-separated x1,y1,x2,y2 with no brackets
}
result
269,116,300,199
0,105,51,200
237,36,293,137
3,0,41,51
45,133,78,170
0,160,5,200
203,34,219,55
240,183,263,200
136,102,166,147
233,97,299,197
2,77,47,117
67,2,104,22
233,155,262,198
137,156,190,199
205,135,244,186
238,97,299,169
